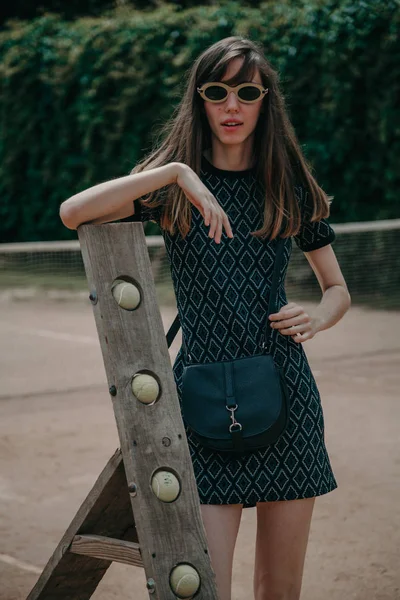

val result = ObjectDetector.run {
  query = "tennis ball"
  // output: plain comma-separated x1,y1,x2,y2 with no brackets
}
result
151,470,180,502
111,279,140,310
131,373,159,404
169,564,200,598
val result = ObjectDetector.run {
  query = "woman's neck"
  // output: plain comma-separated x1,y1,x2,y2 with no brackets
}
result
203,147,255,171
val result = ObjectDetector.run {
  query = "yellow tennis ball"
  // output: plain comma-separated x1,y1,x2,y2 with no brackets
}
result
111,280,140,310
151,471,180,502
169,564,200,598
131,373,159,404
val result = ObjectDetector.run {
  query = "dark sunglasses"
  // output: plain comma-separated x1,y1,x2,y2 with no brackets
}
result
197,82,269,104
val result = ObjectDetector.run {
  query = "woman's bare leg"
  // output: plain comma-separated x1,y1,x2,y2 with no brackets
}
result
253,497,315,600
200,503,243,600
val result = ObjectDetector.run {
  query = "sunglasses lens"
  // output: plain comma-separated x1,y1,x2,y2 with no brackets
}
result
202,84,262,102
238,86,261,101
204,85,228,101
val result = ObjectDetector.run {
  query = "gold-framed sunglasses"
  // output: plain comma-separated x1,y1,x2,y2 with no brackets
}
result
197,82,269,104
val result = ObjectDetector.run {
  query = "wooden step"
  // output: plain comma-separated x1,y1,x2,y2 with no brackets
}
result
70,534,143,568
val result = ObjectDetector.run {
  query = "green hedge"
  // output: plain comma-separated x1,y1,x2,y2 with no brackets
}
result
0,0,398,243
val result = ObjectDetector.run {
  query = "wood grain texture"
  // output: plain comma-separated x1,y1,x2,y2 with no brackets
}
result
76,222,219,599
27,449,137,599
26,222,219,599
70,534,142,567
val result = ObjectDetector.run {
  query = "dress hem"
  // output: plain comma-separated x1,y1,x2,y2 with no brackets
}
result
198,483,339,508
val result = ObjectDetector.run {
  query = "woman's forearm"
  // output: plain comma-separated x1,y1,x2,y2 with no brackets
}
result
59,162,180,230
314,284,351,333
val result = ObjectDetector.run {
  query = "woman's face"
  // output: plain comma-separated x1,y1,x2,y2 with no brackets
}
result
202,57,265,149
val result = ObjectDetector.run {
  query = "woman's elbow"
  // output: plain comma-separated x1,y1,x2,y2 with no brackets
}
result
59,201,79,230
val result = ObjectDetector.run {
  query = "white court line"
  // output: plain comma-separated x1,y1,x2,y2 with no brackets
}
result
0,553,41,575
67,473,98,486
0,476,27,504
1,322,98,345
0,490,27,504
24,328,97,345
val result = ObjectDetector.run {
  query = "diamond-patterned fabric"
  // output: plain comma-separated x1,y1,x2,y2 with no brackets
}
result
124,154,338,507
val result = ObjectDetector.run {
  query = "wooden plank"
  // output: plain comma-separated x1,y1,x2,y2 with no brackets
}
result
70,535,142,568
27,449,138,599
77,222,219,599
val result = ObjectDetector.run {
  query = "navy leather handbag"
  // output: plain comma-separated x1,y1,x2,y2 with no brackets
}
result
165,238,291,456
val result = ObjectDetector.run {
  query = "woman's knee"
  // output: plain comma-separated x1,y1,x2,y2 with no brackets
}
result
254,578,301,600
255,591,300,600
253,498,315,600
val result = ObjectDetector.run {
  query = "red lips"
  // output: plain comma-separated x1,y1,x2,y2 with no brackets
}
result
221,118,243,125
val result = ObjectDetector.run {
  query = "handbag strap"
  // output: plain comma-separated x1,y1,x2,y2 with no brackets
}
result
165,237,286,360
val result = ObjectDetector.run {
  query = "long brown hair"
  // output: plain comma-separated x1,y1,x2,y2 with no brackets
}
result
130,36,333,241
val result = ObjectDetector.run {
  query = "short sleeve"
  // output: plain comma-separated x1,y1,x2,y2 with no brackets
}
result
292,185,336,252
119,194,164,226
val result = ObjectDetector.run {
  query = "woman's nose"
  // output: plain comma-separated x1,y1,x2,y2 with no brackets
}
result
225,91,240,108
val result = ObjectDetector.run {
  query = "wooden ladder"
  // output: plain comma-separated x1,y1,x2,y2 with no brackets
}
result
26,222,220,600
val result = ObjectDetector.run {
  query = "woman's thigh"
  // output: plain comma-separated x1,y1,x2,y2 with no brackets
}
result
254,497,316,600
200,503,243,600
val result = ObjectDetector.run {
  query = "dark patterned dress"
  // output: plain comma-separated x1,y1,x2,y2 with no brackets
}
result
124,154,338,508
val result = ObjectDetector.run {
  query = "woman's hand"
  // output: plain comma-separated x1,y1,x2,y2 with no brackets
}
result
176,163,234,244
268,302,318,343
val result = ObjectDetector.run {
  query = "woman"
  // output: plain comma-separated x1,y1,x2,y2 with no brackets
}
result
60,37,351,600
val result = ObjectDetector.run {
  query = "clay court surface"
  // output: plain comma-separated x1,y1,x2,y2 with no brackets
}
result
0,296,399,600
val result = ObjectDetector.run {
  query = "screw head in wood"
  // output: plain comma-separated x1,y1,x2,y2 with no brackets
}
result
162,437,171,447
146,578,156,593
128,482,137,496
89,291,98,305
109,385,117,396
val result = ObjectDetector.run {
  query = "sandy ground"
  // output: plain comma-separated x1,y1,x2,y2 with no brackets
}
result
0,297,399,600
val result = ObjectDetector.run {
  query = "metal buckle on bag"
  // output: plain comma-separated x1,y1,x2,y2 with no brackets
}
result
226,404,243,432
260,331,267,351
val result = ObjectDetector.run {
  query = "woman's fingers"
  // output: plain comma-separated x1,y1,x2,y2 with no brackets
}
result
214,214,223,244
207,196,234,243
208,204,223,243
199,198,232,244
223,212,234,238
176,165,233,243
